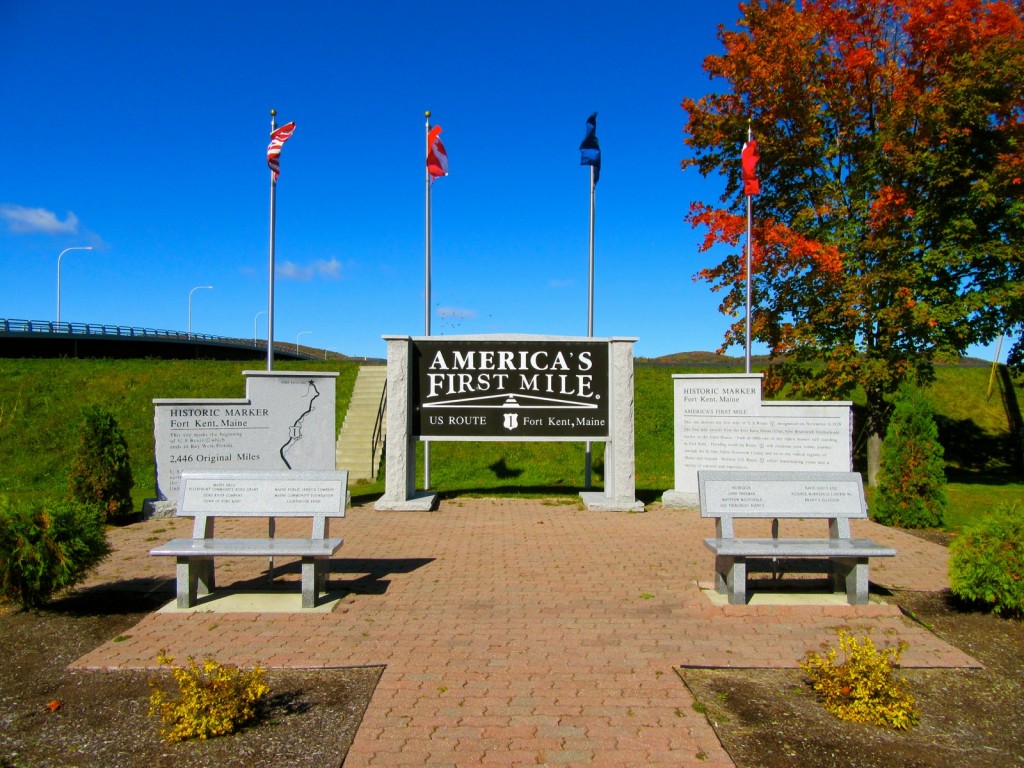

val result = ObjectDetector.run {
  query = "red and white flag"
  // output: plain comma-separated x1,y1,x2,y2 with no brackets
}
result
267,121,296,181
427,125,448,179
741,138,760,196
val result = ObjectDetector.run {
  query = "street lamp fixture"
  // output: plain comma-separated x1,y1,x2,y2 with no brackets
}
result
296,331,312,352
188,285,214,339
56,246,93,327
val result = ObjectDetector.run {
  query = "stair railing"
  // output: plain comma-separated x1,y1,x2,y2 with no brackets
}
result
370,379,387,479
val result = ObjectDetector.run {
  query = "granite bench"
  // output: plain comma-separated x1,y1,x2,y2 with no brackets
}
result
151,470,348,608
698,470,895,605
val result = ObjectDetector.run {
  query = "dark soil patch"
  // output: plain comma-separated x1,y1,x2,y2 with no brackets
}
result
0,590,381,768
680,589,1024,768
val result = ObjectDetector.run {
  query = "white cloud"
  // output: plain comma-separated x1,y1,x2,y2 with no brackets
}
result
0,204,80,235
277,258,343,281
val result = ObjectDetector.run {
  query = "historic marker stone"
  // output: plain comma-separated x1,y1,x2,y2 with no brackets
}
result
663,374,852,507
153,370,338,507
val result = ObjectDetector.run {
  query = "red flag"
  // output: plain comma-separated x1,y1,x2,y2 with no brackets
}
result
741,139,760,195
267,121,296,181
427,125,448,179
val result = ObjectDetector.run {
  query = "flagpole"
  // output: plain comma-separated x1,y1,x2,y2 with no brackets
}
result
745,194,752,374
268,109,278,371
266,108,280,575
744,121,753,375
425,111,433,338
424,110,432,491
588,165,595,337
585,164,596,490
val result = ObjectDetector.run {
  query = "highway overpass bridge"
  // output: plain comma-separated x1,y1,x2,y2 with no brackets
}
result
0,319,349,361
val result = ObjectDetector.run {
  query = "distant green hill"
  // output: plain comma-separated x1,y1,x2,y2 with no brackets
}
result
640,350,995,368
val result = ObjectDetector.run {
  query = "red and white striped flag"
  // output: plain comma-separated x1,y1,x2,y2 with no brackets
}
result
267,121,296,181
427,125,448,179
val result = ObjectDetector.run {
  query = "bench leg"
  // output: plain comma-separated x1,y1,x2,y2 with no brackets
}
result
175,558,194,609
834,558,870,605
715,555,747,605
198,558,215,596
175,557,214,609
301,558,320,609
315,559,328,595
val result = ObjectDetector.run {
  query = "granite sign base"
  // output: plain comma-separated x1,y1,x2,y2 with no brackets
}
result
580,491,646,513
374,492,438,512
659,490,699,509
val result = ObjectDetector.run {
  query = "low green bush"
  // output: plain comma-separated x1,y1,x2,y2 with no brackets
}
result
67,405,134,519
949,503,1024,617
0,495,110,609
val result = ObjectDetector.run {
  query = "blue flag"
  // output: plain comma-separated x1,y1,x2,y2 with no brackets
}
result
579,112,600,184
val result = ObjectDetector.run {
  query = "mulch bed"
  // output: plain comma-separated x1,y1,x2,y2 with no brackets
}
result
680,587,1024,768
0,590,381,768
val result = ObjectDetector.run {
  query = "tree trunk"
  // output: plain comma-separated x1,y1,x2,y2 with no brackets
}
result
866,431,882,487
865,384,887,487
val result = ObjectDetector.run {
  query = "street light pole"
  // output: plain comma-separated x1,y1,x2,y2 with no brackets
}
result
188,285,214,339
56,246,93,327
296,331,311,352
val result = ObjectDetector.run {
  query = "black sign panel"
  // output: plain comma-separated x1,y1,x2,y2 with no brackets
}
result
412,339,610,439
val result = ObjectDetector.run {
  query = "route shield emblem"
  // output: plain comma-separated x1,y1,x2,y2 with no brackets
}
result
503,412,518,431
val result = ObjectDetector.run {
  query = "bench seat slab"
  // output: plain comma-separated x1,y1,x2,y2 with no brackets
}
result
704,538,895,606
704,538,895,558
152,538,343,558
152,538,343,609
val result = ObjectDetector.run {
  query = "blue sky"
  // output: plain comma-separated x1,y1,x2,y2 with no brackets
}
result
0,1,1001,362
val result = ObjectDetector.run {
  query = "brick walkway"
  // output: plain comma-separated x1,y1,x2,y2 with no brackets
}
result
72,499,977,767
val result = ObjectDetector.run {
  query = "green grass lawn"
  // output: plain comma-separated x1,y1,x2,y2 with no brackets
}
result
1,357,1020,530
0,358,358,510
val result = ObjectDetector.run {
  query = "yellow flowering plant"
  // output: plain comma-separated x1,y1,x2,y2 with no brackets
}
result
148,651,270,742
800,630,919,730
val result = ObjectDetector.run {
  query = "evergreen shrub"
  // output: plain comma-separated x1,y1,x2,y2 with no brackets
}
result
68,405,135,519
949,503,1024,617
0,495,110,608
873,382,946,528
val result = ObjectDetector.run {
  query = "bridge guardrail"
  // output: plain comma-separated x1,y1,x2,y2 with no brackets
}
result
0,318,325,359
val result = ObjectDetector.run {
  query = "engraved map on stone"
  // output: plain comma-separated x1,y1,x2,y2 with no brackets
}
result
279,379,321,469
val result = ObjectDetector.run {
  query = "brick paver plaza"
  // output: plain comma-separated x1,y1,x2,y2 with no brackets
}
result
73,498,977,766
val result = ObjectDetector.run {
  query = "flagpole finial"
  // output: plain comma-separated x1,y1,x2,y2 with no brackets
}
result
425,110,431,118
270,109,277,117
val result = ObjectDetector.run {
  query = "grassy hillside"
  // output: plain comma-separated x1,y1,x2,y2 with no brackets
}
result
353,362,1024,527
0,358,1020,529
0,359,359,509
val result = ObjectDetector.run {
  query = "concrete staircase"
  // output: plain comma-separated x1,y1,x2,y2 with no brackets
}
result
335,365,388,480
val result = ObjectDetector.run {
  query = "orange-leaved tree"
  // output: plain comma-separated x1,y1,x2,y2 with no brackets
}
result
682,0,1024,483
